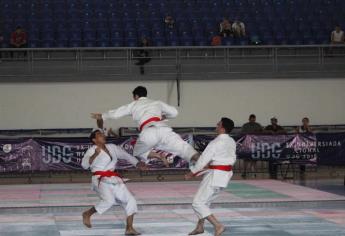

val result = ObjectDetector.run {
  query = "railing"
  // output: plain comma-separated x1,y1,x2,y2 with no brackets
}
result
0,45,345,81
1,124,345,138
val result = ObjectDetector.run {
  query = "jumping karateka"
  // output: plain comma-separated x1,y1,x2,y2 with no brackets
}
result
81,129,145,235
91,86,199,166
185,117,236,236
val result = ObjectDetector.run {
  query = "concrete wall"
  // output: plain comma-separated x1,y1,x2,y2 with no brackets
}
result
0,78,345,130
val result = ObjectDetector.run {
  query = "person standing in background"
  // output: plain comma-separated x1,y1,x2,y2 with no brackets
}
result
0,32,3,63
241,114,262,178
10,26,27,58
135,38,151,75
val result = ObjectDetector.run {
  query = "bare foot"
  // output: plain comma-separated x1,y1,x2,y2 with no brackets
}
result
82,212,92,228
189,228,204,235
125,228,141,235
214,224,225,236
161,156,170,167
149,152,169,167
156,153,169,167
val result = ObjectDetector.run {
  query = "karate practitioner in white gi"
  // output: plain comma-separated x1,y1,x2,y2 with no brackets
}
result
91,86,199,166
185,117,236,236
81,129,146,235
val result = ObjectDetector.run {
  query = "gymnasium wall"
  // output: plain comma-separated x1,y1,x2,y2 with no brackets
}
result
0,78,345,130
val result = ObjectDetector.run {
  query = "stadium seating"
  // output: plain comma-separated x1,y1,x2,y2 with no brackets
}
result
0,0,344,47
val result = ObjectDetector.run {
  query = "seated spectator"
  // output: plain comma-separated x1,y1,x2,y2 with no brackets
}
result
219,18,233,37
241,114,263,134
331,25,344,44
211,35,222,46
296,117,313,134
232,20,246,37
10,26,27,58
265,117,286,134
164,15,175,29
135,38,151,75
241,114,263,179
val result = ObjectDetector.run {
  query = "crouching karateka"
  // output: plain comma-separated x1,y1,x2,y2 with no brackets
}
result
81,129,146,235
185,117,236,236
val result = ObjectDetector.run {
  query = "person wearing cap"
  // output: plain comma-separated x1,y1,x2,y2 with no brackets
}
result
185,117,236,236
264,117,286,134
91,86,199,167
81,129,146,235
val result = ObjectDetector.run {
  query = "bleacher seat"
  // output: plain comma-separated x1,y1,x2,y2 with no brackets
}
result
0,0,343,47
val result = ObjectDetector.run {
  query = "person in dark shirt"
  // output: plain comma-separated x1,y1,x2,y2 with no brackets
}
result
164,15,175,29
135,38,151,75
296,117,313,134
0,32,3,62
241,114,263,134
265,117,286,134
241,114,262,178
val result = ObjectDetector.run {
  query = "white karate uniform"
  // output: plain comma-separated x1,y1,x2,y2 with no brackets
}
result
190,134,236,219
102,97,198,162
81,144,139,216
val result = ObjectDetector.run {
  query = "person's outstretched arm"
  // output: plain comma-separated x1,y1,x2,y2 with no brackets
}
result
159,101,178,119
91,102,135,121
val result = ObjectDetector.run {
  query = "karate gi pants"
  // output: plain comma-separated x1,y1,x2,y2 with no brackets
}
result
133,126,197,162
93,178,138,216
192,173,226,219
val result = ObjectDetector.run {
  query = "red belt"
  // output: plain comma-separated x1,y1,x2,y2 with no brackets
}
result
139,117,161,131
193,165,233,177
208,165,233,171
93,170,122,186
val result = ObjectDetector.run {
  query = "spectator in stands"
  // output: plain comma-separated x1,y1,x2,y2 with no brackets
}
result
164,15,175,29
296,117,313,134
331,25,344,44
264,117,286,134
241,114,262,179
10,26,27,58
211,35,222,46
135,37,151,75
0,32,3,63
232,20,246,38
241,114,263,134
219,18,233,37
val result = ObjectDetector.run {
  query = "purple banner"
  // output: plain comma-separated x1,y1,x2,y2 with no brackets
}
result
1,133,344,173
236,134,317,162
0,135,193,173
194,133,345,165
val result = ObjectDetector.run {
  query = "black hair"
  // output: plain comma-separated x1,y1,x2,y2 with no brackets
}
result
249,114,256,119
89,130,101,144
132,86,147,98
302,117,309,122
221,117,234,134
